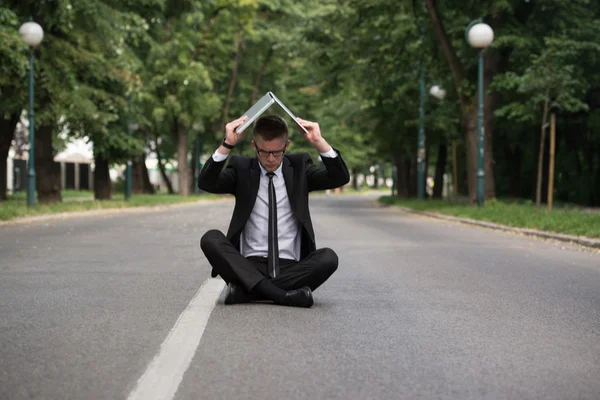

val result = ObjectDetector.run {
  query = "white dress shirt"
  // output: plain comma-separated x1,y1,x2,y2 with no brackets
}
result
212,147,338,261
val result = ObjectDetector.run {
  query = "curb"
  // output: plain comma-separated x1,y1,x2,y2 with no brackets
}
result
392,206,600,250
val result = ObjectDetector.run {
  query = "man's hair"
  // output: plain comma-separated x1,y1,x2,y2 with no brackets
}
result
253,114,288,141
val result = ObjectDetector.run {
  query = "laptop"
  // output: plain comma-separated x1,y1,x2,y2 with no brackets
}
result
235,91,309,135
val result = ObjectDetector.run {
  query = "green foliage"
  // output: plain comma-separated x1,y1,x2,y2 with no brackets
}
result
494,42,590,122
2,0,600,206
0,7,28,113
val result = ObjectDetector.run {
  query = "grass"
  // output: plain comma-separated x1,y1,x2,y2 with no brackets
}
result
10,189,95,200
1,191,223,221
379,196,600,239
313,186,391,196
344,186,391,194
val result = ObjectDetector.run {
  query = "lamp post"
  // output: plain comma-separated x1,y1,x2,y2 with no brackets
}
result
417,22,426,200
465,19,494,206
19,20,44,207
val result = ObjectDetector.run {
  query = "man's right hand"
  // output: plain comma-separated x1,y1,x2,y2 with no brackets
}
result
223,116,249,148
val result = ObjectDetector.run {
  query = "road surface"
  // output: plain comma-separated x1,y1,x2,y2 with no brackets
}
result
1,194,599,399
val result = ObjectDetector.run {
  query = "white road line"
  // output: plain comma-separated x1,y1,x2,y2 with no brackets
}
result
127,278,225,400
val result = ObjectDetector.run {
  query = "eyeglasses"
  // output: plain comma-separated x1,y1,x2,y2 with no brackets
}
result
255,145,286,158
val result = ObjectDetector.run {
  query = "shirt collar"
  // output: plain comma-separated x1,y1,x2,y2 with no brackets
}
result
258,161,283,178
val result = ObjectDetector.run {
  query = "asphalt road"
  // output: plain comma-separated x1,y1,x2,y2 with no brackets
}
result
1,194,599,400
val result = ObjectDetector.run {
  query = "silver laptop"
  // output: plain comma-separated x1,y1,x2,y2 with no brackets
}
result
235,91,309,134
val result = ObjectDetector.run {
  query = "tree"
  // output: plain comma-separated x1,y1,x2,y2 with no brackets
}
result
495,45,588,208
304,0,454,196
3,0,155,202
490,0,600,206
141,0,264,195
0,7,28,200
3,0,600,208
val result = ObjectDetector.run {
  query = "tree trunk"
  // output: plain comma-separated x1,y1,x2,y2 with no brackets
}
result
221,34,243,128
536,92,550,209
547,113,556,211
141,155,155,194
154,138,174,194
395,155,409,198
423,0,468,109
424,144,430,198
132,156,143,194
351,167,358,190
409,157,418,198
592,145,600,207
372,166,379,189
93,153,111,200
433,142,447,199
132,152,155,194
250,47,273,105
35,124,62,203
0,113,20,201
584,127,595,205
452,141,459,197
211,120,220,140
190,135,203,194
483,55,503,200
506,145,522,198
174,119,191,196
463,111,479,204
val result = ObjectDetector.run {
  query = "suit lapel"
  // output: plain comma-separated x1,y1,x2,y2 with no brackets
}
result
249,158,261,209
282,157,294,208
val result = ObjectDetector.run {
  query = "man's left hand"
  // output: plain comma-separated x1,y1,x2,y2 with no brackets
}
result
297,117,332,153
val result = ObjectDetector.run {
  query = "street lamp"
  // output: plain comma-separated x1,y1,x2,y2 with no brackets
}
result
19,20,44,206
429,85,446,100
465,19,494,206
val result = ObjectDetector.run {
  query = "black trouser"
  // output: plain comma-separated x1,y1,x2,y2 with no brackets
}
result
200,229,338,293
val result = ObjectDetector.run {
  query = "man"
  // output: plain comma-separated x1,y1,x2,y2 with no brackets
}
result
199,114,350,308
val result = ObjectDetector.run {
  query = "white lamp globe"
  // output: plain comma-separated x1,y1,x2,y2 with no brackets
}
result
429,85,446,100
467,23,494,48
19,22,44,47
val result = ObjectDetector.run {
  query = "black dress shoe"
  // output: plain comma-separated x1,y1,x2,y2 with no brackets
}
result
278,287,314,308
224,283,254,305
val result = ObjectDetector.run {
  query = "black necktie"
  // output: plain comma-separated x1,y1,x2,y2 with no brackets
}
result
266,172,279,278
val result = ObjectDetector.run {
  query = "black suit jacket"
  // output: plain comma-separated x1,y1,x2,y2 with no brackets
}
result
198,150,350,265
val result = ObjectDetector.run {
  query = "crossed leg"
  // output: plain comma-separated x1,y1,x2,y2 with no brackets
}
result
200,229,338,301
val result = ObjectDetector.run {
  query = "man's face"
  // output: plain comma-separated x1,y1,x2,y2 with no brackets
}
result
252,136,290,172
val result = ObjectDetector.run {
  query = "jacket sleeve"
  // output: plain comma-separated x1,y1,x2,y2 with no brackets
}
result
305,149,351,192
197,155,237,195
